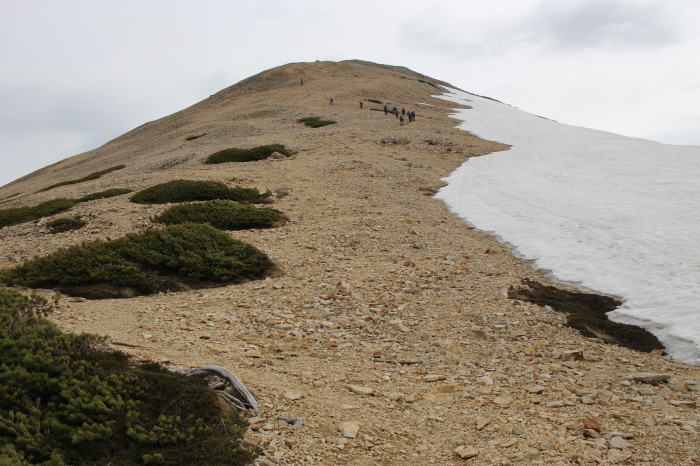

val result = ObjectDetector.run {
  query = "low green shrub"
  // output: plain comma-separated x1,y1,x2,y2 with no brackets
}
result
367,99,383,104
77,187,132,202
0,199,77,228
130,180,270,204
1,223,273,299
204,144,289,164
0,188,133,229
508,279,664,353
0,288,257,465
297,117,337,128
46,217,86,234
38,165,126,192
185,133,207,141
154,200,285,230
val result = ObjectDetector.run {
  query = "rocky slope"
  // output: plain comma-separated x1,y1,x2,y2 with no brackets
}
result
1,60,699,465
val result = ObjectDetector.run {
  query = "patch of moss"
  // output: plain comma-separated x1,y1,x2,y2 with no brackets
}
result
45,217,86,234
297,117,337,128
508,279,664,353
0,288,257,465
1,223,273,299
204,144,289,164
130,180,270,204
38,165,126,192
154,200,285,230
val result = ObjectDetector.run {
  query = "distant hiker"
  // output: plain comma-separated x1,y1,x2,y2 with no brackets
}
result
383,104,388,115
401,108,406,116
399,114,405,126
329,98,334,105
393,107,399,118
300,78,304,86
411,111,416,122
359,101,364,109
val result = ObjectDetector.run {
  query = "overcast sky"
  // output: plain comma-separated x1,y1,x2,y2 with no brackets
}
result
1,0,699,188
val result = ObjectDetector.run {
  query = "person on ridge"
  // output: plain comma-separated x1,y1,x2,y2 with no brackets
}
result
300,78,304,86
399,114,405,126
383,104,388,115
359,101,363,109
329,98,334,105
401,108,406,116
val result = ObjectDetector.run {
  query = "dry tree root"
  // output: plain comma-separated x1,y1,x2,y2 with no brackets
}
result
173,365,259,411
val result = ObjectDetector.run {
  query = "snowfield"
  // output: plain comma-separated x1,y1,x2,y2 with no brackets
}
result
436,88,700,364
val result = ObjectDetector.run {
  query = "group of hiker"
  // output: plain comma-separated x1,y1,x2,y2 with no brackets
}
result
325,93,417,126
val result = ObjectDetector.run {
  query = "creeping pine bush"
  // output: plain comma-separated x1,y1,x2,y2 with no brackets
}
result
0,288,257,465
297,117,337,128
204,144,289,164
367,99,383,104
45,217,86,234
153,200,285,230
130,180,270,204
0,223,272,299
37,165,126,192
0,188,132,229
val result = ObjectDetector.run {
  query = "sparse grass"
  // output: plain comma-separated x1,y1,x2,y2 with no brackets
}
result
297,117,337,128
367,99,383,104
46,217,86,233
509,279,664,353
185,133,207,141
37,165,126,192
204,144,289,164
154,200,285,231
130,180,270,204
0,188,133,229
0,288,257,465
0,223,273,299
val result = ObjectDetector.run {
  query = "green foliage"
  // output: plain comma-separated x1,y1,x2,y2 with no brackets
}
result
130,180,270,205
0,188,132,230
38,166,126,193
1,224,272,299
77,188,132,203
367,99,382,104
297,117,337,128
0,199,77,229
0,288,257,465
508,279,664,353
153,200,285,231
204,144,289,164
184,133,207,141
45,217,86,234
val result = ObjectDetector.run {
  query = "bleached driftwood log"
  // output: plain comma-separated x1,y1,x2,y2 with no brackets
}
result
173,365,259,411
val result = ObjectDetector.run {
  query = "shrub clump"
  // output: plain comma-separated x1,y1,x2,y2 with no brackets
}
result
154,200,285,230
0,223,273,299
367,99,383,104
130,180,270,205
45,217,86,234
77,187,132,202
508,279,664,353
297,117,337,128
0,188,132,229
38,165,126,192
185,133,207,141
0,288,257,465
0,199,77,229
204,144,289,164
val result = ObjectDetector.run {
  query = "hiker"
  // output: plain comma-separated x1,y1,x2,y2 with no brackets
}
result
359,101,363,109
329,98,334,105
393,107,399,118
411,111,416,122
399,114,405,126
383,104,388,115
300,78,304,86
401,108,406,116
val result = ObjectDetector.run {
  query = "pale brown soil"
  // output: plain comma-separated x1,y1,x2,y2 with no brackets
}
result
1,60,699,465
